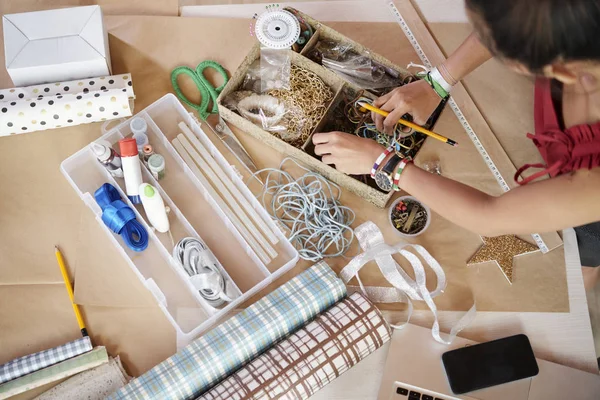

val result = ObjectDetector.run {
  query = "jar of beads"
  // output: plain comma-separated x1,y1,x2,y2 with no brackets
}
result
388,196,431,237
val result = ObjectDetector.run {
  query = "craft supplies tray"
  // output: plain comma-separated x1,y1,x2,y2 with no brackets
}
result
61,93,298,347
218,7,444,208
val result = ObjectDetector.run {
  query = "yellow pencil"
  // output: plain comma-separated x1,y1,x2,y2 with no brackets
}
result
357,101,458,147
55,246,88,337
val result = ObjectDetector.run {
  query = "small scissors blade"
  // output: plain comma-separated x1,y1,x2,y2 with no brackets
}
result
206,115,259,175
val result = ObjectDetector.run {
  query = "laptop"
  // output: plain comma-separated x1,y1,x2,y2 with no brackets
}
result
378,324,600,400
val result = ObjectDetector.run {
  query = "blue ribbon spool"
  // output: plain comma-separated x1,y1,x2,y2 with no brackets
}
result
94,183,149,252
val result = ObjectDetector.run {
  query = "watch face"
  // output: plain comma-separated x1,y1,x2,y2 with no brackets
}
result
375,171,393,192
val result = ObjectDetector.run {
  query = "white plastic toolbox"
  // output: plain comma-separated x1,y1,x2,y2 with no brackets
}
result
61,93,299,347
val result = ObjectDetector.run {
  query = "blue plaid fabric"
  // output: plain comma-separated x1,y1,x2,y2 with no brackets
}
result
0,336,92,384
108,261,346,400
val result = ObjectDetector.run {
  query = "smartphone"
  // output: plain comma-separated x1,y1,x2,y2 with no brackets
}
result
442,334,539,394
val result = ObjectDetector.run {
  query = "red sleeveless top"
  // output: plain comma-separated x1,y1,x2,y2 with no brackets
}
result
514,78,600,184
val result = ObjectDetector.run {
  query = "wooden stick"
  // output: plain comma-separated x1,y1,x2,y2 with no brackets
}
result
178,121,279,244
173,138,273,265
177,134,278,259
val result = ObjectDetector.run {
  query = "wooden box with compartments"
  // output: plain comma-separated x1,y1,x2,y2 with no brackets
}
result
217,7,445,207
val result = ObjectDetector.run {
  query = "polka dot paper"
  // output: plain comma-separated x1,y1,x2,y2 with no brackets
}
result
0,74,135,137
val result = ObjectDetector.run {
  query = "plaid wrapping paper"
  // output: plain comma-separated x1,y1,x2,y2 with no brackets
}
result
109,261,346,400
0,336,92,384
197,292,391,400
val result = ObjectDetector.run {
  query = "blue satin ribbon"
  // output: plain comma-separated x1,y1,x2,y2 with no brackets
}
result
94,183,149,252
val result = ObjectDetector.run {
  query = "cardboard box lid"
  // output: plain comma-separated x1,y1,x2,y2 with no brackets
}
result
3,5,107,69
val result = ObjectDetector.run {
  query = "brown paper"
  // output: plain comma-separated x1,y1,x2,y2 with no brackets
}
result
0,4,570,388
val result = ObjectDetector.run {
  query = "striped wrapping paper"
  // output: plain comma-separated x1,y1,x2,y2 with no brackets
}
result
0,336,93,384
197,292,391,400
108,261,346,400
0,347,108,400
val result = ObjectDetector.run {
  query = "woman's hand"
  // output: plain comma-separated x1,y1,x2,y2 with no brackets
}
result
373,79,441,134
312,131,385,175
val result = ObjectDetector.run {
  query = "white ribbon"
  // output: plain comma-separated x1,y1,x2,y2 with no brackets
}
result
173,237,233,307
340,222,476,344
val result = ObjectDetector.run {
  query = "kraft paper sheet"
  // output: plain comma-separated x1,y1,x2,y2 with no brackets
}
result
0,5,570,390
100,15,567,313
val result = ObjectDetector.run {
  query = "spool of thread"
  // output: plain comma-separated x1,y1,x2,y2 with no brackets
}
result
142,144,154,166
91,140,123,178
148,154,165,180
132,132,149,153
130,117,147,135
119,138,144,204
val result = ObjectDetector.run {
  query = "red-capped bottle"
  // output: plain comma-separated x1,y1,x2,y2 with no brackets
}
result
119,137,143,204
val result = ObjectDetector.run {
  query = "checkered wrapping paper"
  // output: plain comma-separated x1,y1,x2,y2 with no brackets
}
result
0,336,92,385
197,292,391,400
108,261,346,400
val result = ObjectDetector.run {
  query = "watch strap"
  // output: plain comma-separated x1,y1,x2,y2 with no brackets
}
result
382,154,401,174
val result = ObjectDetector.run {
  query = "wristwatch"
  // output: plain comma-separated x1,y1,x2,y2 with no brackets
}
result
374,154,401,192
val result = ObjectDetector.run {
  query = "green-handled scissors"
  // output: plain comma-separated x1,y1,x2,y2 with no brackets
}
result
171,60,229,121
171,60,258,173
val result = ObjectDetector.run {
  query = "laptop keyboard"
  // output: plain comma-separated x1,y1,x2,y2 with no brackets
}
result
394,385,452,400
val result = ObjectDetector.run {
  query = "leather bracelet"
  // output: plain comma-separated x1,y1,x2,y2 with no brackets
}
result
371,146,394,178
438,63,458,86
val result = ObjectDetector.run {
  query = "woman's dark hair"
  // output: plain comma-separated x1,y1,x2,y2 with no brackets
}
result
466,0,600,72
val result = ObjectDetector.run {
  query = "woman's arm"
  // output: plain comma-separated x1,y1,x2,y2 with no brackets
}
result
399,163,600,236
374,33,493,132
436,32,493,86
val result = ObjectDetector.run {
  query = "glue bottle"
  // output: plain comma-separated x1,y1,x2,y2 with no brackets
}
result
119,138,143,204
139,183,170,233
91,140,123,178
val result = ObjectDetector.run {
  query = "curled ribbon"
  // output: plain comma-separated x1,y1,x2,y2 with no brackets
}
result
94,183,149,252
339,221,476,344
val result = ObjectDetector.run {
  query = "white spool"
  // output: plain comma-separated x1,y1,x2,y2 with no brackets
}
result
254,9,301,49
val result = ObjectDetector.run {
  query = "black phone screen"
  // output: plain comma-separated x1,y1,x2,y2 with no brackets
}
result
442,334,539,394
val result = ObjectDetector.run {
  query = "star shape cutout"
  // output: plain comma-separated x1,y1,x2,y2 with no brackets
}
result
467,235,539,284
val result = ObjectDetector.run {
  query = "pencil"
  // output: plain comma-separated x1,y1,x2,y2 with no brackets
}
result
55,246,88,337
357,101,458,147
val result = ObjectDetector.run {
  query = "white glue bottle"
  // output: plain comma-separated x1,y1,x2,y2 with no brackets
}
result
139,183,170,233
91,140,123,178
119,137,143,204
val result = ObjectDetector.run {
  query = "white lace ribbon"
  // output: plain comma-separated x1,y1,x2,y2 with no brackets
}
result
340,221,476,344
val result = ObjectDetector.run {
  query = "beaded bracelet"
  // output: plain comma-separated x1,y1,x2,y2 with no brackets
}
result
370,146,394,178
392,157,413,191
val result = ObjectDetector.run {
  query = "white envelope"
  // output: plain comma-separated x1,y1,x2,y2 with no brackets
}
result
3,6,112,87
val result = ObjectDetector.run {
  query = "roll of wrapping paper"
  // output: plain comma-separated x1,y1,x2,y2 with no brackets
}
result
0,347,108,400
0,336,93,384
34,356,130,400
108,261,346,400
197,292,391,400
0,74,135,136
